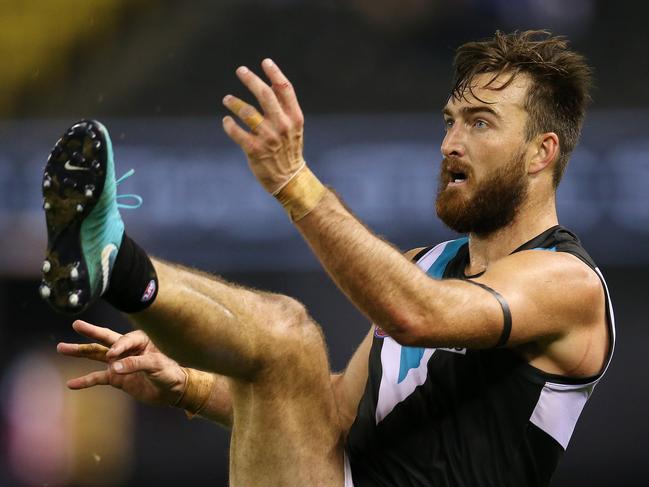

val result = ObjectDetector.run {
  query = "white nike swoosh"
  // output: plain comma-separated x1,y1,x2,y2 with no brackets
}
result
100,244,118,294
64,160,89,171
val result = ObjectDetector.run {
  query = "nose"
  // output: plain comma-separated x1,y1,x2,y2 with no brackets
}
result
440,125,466,158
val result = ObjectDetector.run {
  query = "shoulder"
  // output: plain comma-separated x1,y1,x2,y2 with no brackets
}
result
403,246,429,260
503,249,599,286
479,249,604,328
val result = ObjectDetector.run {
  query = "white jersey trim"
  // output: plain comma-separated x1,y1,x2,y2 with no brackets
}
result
413,240,452,272
594,267,616,377
344,450,355,487
529,381,594,450
375,338,435,424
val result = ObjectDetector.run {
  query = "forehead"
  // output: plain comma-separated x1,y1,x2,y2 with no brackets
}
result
443,71,531,116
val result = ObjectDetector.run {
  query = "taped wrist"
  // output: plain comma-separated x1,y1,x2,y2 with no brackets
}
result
175,368,216,418
273,163,327,222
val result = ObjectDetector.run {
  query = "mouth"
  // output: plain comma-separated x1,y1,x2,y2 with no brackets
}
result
447,170,468,187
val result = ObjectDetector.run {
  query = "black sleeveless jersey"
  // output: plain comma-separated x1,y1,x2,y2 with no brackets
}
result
345,226,615,487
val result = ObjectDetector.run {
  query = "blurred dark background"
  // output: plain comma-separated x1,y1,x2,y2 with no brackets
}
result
1,0,648,486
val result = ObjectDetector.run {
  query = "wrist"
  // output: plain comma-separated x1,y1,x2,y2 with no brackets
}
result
273,163,327,222
174,367,216,418
171,366,189,406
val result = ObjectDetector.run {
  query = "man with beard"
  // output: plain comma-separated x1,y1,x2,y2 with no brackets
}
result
51,30,614,486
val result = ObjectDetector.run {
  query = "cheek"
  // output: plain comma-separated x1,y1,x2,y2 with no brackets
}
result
466,129,499,156
467,147,496,180
473,137,521,172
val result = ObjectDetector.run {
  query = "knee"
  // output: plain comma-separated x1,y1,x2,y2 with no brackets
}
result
265,293,315,336
259,294,323,363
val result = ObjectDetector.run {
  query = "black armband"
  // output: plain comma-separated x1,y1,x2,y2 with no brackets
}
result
465,280,512,348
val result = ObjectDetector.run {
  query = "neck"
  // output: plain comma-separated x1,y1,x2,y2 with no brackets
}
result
465,196,558,275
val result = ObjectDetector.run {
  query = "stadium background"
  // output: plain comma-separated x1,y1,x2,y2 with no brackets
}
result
0,0,647,485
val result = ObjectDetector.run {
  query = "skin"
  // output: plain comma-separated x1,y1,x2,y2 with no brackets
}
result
57,320,234,426
132,260,347,486
62,259,346,486
60,61,609,486
223,62,608,375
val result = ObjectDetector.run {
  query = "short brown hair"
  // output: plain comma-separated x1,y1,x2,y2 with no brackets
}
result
452,30,593,188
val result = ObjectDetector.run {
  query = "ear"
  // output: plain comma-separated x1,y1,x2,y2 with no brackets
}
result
528,132,559,175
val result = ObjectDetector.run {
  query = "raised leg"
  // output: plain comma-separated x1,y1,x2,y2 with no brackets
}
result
131,260,344,486
40,120,343,485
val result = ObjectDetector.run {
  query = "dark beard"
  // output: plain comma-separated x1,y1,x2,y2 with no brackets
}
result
435,151,528,236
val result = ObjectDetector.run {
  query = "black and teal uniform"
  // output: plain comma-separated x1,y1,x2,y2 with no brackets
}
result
345,226,615,487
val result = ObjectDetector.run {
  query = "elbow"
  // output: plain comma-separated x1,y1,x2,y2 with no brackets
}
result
390,325,429,347
383,303,459,348
381,308,432,347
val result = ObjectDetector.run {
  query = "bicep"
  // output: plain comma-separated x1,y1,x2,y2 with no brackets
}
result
332,327,374,436
409,251,603,349
477,251,604,347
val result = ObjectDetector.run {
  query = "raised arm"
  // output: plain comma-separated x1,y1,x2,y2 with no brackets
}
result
222,60,605,359
296,204,604,350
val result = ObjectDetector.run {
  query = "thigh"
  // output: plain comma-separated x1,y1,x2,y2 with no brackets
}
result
228,320,344,487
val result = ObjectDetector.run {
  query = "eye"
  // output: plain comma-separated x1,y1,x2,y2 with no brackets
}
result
473,119,488,129
444,119,454,130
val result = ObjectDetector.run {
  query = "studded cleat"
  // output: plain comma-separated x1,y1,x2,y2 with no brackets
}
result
40,120,141,314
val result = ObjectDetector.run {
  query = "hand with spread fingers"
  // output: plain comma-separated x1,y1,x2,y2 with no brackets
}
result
57,320,187,407
222,59,329,222
222,58,306,194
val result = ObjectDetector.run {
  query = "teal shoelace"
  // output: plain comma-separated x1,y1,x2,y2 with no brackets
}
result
115,169,143,209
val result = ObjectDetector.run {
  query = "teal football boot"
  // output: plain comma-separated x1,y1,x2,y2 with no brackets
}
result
40,120,141,313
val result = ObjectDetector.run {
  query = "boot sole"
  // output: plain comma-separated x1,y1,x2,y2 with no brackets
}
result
40,120,109,314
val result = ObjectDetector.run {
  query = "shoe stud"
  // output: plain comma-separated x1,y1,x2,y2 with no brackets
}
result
76,204,84,213
42,260,51,273
39,284,51,299
68,293,80,307
92,160,101,170
63,177,76,188
70,267,79,280
43,179,51,189
43,201,51,210
68,125,84,137
72,151,85,164
85,123,97,139
92,140,102,151
85,188,93,197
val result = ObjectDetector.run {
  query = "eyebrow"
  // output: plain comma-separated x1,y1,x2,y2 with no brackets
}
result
442,105,501,119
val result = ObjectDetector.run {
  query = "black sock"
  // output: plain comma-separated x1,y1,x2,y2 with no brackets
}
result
103,233,159,313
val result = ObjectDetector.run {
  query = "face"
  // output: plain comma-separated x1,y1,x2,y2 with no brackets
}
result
436,72,533,236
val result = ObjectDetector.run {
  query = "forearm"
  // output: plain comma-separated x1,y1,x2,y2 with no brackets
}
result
220,61,497,346
294,190,444,342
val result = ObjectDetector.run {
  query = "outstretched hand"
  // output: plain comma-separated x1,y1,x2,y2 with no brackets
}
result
57,320,187,407
222,59,306,194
